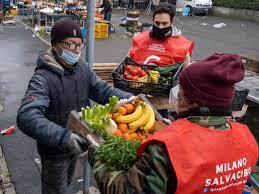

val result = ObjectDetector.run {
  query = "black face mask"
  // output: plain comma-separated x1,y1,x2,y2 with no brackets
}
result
150,25,172,41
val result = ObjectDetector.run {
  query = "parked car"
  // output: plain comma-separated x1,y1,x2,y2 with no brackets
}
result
176,0,213,15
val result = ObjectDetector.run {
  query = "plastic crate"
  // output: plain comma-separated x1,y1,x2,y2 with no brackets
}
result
232,89,249,111
10,9,18,15
95,23,108,32
95,30,108,39
112,57,182,96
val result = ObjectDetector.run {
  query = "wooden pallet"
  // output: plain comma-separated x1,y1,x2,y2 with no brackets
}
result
93,63,118,85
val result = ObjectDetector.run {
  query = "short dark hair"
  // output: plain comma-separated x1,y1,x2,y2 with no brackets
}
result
153,3,176,22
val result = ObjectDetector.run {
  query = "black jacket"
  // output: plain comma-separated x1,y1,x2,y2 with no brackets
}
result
17,49,132,159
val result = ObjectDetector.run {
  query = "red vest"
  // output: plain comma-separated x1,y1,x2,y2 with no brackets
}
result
129,31,194,66
138,119,258,194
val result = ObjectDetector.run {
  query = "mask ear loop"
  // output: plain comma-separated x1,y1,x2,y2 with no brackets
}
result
54,42,64,59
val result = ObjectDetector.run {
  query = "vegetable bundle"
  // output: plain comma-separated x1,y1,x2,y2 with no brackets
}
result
81,96,156,171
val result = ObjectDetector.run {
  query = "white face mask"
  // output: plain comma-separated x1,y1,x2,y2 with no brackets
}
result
169,84,180,105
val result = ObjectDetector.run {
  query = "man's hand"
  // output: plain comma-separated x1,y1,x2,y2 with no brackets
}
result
68,133,88,155
114,96,138,111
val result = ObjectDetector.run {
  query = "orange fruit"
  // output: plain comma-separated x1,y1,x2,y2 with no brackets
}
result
113,130,123,137
112,113,118,120
129,132,138,140
117,107,127,115
123,133,130,140
136,133,146,140
118,124,128,133
124,103,135,114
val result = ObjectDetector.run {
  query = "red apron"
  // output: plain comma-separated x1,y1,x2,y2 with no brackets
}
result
138,119,258,194
129,31,194,66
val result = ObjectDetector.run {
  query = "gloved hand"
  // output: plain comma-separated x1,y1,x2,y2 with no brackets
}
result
88,145,100,167
68,133,88,155
114,96,139,111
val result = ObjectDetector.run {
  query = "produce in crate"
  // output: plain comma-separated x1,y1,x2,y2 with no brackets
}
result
80,96,157,171
122,65,160,84
113,57,183,96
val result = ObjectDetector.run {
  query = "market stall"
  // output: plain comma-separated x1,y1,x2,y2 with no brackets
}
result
43,12,78,33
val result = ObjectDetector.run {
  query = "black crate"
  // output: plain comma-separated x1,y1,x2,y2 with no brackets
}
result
112,57,182,96
232,89,249,111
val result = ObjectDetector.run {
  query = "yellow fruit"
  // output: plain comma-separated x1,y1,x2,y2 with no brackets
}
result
147,75,152,83
150,71,160,84
143,103,155,133
128,103,150,132
137,75,148,83
116,105,143,123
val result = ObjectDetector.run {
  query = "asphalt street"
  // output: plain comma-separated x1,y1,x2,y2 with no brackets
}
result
0,10,259,193
89,9,259,63
0,22,48,194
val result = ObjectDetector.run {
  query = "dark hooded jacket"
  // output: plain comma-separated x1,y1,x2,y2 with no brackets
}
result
17,49,132,159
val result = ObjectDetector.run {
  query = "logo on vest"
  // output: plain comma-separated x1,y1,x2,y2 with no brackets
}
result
148,43,165,53
204,157,252,192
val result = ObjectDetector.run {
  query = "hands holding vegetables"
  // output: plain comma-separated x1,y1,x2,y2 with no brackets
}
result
80,95,156,171
67,133,88,155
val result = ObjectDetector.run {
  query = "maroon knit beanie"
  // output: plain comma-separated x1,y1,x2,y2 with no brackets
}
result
51,17,83,46
179,53,245,107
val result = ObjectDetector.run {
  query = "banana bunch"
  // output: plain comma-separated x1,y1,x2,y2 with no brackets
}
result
148,71,160,84
116,102,155,133
137,75,148,83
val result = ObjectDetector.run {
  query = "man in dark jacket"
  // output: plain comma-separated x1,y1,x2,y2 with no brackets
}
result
99,0,112,21
16,18,132,194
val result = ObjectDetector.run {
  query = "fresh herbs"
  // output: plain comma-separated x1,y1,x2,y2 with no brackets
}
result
96,137,141,171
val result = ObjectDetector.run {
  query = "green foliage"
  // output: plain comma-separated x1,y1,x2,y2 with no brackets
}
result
96,137,141,171
213,0,259,10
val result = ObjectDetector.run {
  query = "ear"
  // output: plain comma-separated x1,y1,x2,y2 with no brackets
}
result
187,98,200,109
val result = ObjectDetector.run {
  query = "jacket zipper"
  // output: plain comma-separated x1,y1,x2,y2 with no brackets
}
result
74,73,79,111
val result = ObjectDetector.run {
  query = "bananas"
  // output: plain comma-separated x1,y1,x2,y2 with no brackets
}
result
128,103,150,132
143,103,155,133
116,102,156,133
149,71,160,84
116,105,143,123
137,75,148,83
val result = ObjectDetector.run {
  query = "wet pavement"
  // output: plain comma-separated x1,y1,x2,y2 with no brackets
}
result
0,22,48,193
0,11,259,193
39,9,259,63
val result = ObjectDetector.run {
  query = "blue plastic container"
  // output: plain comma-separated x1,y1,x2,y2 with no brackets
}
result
182,6,190,16
81,28,87,38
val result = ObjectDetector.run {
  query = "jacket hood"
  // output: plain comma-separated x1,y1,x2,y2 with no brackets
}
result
36,49,64,76
171,25,182,37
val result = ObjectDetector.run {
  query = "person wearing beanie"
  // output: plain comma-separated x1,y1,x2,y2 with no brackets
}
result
17,17,132,194
86,53,258,194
